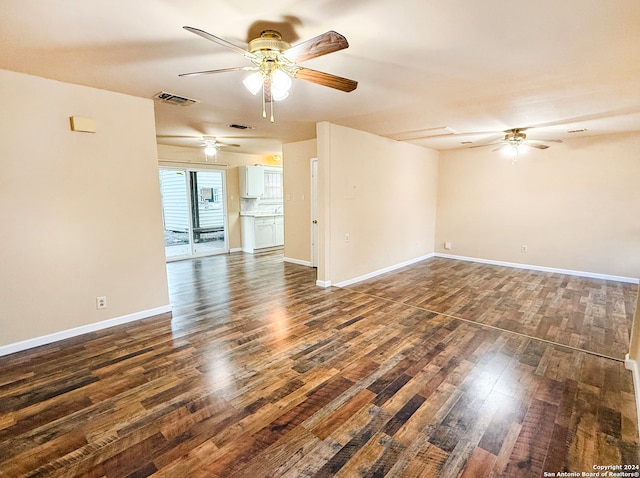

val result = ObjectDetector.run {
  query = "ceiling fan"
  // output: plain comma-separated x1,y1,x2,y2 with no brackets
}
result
469,128,563,163
179,26,358,122
470,128,562,164
471,128,563,150
156,135,240,161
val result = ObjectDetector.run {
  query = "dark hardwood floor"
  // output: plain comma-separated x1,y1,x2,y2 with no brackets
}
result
0,252,638,477
346,258,638,361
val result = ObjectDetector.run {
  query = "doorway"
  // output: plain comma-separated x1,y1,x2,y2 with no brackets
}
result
310,158,318,268
159,168,228,260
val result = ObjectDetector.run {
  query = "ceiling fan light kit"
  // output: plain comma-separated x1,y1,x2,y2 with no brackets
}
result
502,129,527,164
180,26,357,122
203,139,217,159
242,30,296,120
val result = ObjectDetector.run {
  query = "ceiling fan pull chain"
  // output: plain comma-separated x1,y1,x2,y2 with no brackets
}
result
270,95,275,123
262,84,267,118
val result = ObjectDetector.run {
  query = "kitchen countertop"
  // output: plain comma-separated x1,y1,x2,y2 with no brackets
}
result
240,211,284,217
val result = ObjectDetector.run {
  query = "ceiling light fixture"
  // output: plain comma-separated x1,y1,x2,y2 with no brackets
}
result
241,31,296,122
500,129,528,164
203,139,217,159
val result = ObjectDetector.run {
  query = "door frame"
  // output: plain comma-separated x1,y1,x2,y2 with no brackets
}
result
159,166,230,262
310,158,319,268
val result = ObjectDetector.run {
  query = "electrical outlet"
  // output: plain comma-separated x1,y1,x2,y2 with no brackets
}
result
521,245,528,253
96,296,107,309
345,233,350,243
444,241,452,250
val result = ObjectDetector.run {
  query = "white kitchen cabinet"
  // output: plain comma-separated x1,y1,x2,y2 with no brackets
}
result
254,217,276,249
239,165,264,198
274,216,284,246
241,214,284,252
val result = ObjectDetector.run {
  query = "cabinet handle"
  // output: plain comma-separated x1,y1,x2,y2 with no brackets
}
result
312,220,318,224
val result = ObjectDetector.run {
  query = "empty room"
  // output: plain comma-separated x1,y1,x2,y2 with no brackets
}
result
1,1,639,477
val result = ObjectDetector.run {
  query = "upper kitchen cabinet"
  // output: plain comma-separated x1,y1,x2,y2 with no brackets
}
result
239,165,264,198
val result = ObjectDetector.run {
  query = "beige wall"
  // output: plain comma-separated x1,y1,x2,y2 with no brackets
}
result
317,122,439,285
0,69,170,347
282,139,317,263
436,132,640,280
157,145,279,251
3,68,634,354
630,292,640,362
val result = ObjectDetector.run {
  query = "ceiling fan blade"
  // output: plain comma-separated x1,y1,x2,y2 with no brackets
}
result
201,135,240,147
295,67,357,92
469,141,501,149
157,135,239,146
529,143,550,149
179,66,256,77
183,26,254,58
530,138,563,143
284,31,349,63
156,135,198,139
217,142,241,148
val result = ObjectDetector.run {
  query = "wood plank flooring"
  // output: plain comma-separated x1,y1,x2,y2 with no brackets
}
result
346,259,638,361
0,252,638,477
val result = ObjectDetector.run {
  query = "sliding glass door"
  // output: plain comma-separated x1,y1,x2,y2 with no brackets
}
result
159,168,228,260
159,169,191,258
189,170,226,255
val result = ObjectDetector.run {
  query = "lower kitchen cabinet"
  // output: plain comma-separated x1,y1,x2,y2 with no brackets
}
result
254,217,276,249
241,215,284,252
274,216,284,246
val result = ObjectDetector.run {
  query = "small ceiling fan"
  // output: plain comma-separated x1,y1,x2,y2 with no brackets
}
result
179,26,358,121
470,128,563,163
472,128,563,150
201,138,239,159
156,135,240,160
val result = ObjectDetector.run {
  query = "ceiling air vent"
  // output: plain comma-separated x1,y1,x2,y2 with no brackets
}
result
228,123,254,130
153,91,199,106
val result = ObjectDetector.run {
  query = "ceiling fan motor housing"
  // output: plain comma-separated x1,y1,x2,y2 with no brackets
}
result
248,30,290,54
505,129,526,145
248,30,298,80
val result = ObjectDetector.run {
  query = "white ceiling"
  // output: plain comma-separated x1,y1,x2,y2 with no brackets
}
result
2,0,639,155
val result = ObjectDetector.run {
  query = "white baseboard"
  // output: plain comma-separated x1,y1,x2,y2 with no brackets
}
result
283,257,313,267
229,247,243,253
624,354,640,439
435,253,639,284
0,305,172,357
316,279,332,288
334,253,435,288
